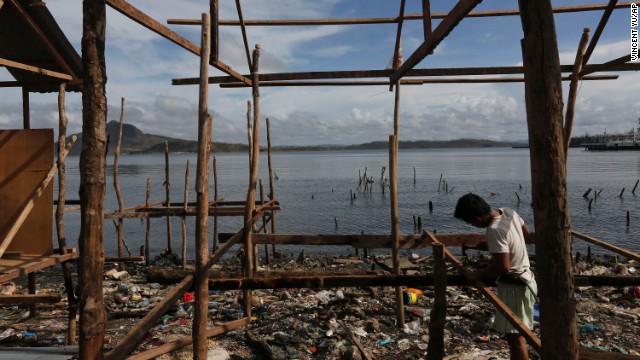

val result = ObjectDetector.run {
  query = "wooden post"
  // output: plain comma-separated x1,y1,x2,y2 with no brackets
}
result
28,273,37,316
563,28,590,160
182,160,190,269
212,155,219,251
427,244,446,360
422,0,432,42
519,1,578,358
165,141,173,253
193,13,211,360
79,0,108,356
243,44,262,318
145,178,151,265
56,82,77,345
389,134,404,327
114,97,126,271
22,85,30,129
266,118,277,257
259,179,270,265
247,100,253,166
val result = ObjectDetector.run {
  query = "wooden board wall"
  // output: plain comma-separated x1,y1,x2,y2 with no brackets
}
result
0,129,53,256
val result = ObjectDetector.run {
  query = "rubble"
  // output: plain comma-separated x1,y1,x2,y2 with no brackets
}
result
0,252,637,359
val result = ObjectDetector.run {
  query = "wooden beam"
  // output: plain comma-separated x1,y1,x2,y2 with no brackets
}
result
0,253,77,284
391,0,406,72
564,28,590,159
580,54,631,76
127,318,249,360
105,0,252,86
0,293,61,305
0,79,83,88
174,62,638,85
390,0,482,83
190,2,636,26
0,57,72,80
218,75,617,87
572,231,640,261
582,0,618,66
22,86,30,129
210,0,219,62
6,0,77,78
235,0,252,70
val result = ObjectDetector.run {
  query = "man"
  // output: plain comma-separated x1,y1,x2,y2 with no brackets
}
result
454,193,537,360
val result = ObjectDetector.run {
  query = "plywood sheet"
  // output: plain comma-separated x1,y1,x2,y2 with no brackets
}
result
0,129,53,256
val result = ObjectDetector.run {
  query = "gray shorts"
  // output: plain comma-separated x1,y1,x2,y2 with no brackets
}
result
493,279,537,334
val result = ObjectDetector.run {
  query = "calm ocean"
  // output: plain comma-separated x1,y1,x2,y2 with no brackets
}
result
57,148,640,259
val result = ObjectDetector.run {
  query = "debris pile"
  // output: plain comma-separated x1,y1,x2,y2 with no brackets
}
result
0,252,637,359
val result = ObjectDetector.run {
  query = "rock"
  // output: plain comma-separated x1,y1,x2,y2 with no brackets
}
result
341,346,362,360
207,347,230,360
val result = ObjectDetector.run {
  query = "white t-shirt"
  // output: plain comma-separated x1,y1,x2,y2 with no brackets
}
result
486,208,534,284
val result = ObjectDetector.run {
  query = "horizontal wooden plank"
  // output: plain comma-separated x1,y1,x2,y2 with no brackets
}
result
572,230,640,261
0,58,72,80
0,293,61,305
166,3,635,26
0,252,77,283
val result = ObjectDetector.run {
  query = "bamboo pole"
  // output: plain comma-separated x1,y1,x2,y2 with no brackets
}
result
165,141,173,253
182,160,190,269
193,13,211,360
389,134,404,327
266,118,277,257
79,2,107,356
564,28,590,160
145,178,151,265
56,82,77,345
0,138,76,258
114,97,126,271
243,44,262,318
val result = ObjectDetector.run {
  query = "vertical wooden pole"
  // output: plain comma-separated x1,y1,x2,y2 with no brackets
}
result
56,82,77,345
422,0,432,42
212,155,219,251
427,244,446,360
22,85,30,129
563,28,590,160
80,0,107,356
243,44,261,318
209,0,218,62
247,100,253,166
164,141,173,253
266,118,277,257
145,178,151,266
389,134,404,327
519,1,578,359
182,160,190,269
259,179,270,265
28,273,37,316
114,97,126,271
193,13,211,360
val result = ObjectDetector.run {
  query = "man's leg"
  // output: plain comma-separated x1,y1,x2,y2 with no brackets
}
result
506,333,528,360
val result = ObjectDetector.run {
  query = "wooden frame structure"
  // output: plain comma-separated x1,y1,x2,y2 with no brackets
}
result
71,1,640,359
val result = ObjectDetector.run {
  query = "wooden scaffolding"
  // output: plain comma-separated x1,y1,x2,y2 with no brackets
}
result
5,0,639,359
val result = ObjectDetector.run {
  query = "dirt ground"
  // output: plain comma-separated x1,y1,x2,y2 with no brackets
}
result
0,251,638,360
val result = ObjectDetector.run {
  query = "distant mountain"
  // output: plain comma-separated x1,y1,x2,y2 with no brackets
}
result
64,120,249,155
347,139,522,150
62,121,522,156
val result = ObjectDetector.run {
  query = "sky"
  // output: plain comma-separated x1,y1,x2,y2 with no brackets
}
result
1,0,639,146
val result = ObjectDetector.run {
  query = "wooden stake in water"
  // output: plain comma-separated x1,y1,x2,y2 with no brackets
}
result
619,187,625,198
515,192,521,204
145,178,151,265
582,188,592,198
165,140,173,253
632,179,639,195
114,97,126,271
182,160,190,269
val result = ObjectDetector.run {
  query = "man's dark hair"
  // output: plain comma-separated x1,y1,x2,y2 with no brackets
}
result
454,193,491,223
